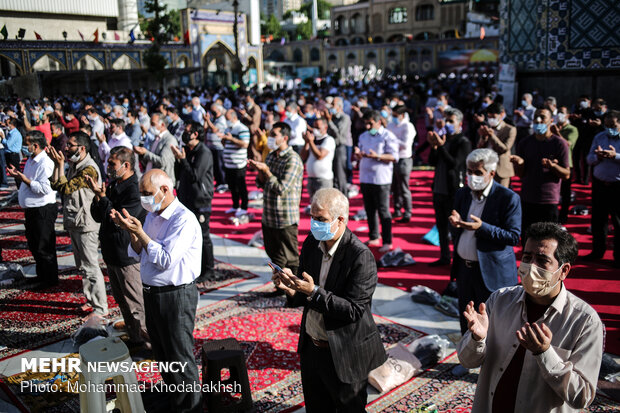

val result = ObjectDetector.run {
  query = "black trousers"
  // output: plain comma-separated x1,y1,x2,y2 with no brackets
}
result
211,148,226,187
300,337,368,413
361,183,392,244
225,166,248,210
573,136,593,185
143,283,201,413
333,144,348,195
24,203,58,285
262,223,299,276
392,157,413,217
591,178,620,262
560,173,572,224
522,202,559,234
192,210,215,283
5,152,20,172
432,193,454,261
455,258,493,334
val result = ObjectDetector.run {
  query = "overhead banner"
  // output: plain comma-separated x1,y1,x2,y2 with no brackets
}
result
438,49,499,73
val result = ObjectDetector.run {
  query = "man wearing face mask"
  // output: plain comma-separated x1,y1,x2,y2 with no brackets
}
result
449,149,521,337
220,109,250,216
271,188,387,411
172,122,215,286
324,97,352,195
554,107,578,224
111,169,203,413
8,131,58,289
97,118,132,169
88,146,148,348
248,122,304,288
571,95,596,185
457,222,603,413
133,114,177,184
513,93,536,145
239,95,263,162
584,110,620,268
354,110,399,253
477,103,516,187
428,108,472,266
284,102,308,155
388,105,417,223
510,109,570,231
49,132,108,315
301,118,335,210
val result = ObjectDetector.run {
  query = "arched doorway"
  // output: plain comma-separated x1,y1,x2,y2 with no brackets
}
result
203,42,235,87
0,55,22,78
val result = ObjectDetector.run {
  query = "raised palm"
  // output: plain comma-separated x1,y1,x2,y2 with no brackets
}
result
464,302,489,341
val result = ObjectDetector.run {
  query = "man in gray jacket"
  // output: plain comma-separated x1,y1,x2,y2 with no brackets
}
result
133,113,177,183
49,132,108,315
325,97,352,195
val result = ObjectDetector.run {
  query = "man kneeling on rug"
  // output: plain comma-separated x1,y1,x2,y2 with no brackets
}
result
457,222,603,412
272,188,387,412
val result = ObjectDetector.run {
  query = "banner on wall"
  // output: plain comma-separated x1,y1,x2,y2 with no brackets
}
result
438,49,499,73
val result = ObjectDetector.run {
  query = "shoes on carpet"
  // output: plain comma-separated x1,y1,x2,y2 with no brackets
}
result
216,184,229,193
112,320,126,330
365,238,381,247
393,210,403,218
225,207,237,214
582,252,603,262
379,244,393,253
451,364,471,377
235,208,248,217
434,296,459,318
398,216,411,224
429,258,451,267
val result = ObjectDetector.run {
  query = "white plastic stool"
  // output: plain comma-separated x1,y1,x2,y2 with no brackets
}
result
78,337,145,413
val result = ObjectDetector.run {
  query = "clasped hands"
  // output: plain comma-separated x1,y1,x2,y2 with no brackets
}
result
449,209,482,231
464,301,552,354
271,267,315,296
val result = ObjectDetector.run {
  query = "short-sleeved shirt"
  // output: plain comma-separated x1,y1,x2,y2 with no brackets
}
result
358,127,400,185
306,135,335,180
223,121,250,169
517,134,569,204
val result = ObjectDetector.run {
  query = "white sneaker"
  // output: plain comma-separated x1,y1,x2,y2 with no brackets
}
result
379,244,393,253
235,208,248,217
225,208,237,214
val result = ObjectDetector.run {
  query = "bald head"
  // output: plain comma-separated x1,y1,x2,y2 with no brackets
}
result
140,169,175,212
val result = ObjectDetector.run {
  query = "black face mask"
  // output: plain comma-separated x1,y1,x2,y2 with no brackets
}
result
181,131,193,145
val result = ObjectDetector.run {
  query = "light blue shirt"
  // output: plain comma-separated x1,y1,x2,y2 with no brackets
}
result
4,127,22,153
358,127,400,185
128,198,202,287
587,130,620,182
191,106,206,126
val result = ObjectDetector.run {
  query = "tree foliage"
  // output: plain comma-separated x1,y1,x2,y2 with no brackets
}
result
262,14,283,38
295,20,313,41
140,0,180,82
299,0,333,20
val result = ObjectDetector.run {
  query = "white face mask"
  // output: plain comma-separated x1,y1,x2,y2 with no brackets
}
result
267,137,279,151
519,262,563,298
557,113,568,124
487,117,500,128
467,173,489,191
140,189,163,213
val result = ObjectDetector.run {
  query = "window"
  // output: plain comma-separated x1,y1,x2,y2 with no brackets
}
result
389,7,408,24
106,17,118,31
293,49,303,63
346,53,356,60
416,5,434,21
310,47,320,61
328,54,337,61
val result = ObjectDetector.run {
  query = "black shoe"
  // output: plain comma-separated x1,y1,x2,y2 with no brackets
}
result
398,216,411,223
582,253,603,262
429,259,450,267
393,210,403,218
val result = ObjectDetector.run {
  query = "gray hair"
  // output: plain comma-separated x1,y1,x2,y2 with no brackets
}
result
466,148,499,172
286,101,298,111
333,97,343,109
311,188,349,222
211,103,224,115
444,107,463,124
152,113,165,127
523,93,532,101
545,96,557,106
147,170,174,192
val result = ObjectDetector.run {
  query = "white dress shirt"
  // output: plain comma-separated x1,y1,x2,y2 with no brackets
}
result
305,233,344,341
98,132,132,169
285,113,308,147
456,180,493,261
128,198,202,287
306,135,335,180
457,285,603,413
388,119,417,159
18,151,56,208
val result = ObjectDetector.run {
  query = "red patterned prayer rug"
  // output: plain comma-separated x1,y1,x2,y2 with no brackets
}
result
198,260,258,294
1,283,425,413
366,352,617,413
0,231,72,264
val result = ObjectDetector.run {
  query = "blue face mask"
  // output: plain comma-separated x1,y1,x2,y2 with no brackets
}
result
533,123,548,135
607,128,619,137
22,145,32,157
122,103,129,109
285,111,293,118
369,128,378,136
182,108,189,115
595,110,604,117
380,110,389,119
329,108,337,115
521,100,528,108
445,123,456,135
310,218,338,241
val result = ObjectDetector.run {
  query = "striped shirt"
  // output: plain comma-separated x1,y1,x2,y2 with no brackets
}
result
223,121,250,169
259,146,304,228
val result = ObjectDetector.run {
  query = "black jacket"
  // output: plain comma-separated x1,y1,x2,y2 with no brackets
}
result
287,228,387,383
429,132,471,196
90,174,147,267
175,142,214,212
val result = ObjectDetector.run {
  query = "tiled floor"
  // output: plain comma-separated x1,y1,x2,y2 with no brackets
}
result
0,229,461,412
